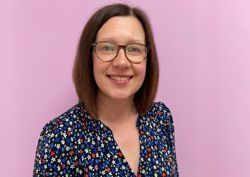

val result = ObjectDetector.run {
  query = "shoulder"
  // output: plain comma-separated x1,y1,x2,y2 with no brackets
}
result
150,101,172,114
143,101,175,129
38,103,90,146
34,103,88,175
147,101,173,121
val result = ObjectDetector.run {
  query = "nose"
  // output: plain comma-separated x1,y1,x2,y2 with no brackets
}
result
112,47,130,68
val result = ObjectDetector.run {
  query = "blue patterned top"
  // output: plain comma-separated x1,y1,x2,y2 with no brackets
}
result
33,102,179,177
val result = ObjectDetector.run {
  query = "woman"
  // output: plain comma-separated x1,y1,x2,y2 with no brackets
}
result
33,3,179,177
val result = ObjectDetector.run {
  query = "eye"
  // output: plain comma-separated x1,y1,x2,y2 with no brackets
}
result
101,45,114,51
127,45,143,54
97,43,116,53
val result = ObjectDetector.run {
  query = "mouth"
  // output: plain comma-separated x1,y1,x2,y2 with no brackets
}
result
107,74,133,83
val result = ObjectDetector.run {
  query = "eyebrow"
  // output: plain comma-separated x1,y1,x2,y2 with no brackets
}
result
97,37,145,44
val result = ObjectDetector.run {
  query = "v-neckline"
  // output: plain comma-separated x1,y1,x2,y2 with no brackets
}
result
110,126,142,176
96,116,143,176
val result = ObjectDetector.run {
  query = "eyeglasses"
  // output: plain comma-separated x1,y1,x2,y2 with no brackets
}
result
92,41,149,64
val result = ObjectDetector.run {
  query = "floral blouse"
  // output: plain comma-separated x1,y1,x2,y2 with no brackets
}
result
33,102,179,177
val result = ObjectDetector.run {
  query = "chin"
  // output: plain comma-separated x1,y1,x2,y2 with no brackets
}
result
102,91,135,100
109,94,133,100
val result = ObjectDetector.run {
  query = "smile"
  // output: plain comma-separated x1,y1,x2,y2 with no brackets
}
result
107,74,133,84
109,76,131,81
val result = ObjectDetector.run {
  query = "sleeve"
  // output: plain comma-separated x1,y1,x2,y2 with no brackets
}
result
160,102,179,177
33,120,76,177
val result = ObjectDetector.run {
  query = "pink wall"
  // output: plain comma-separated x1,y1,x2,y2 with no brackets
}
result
2,0,250,176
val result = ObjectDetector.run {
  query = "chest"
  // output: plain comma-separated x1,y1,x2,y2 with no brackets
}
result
78,123,172,176
112,127,140,175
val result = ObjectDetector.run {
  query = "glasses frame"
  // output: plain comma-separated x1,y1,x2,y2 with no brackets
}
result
91,41,149,64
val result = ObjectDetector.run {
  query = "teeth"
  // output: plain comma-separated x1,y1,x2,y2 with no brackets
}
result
110,76,130,81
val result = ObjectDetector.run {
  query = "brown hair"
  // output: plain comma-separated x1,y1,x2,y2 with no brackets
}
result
72,3,159,118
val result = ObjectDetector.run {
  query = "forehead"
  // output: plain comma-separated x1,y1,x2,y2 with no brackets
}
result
96,16,145,44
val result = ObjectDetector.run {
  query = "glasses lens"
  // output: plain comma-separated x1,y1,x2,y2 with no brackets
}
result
95,42,117,61
94,42,147,63
126,44,147,63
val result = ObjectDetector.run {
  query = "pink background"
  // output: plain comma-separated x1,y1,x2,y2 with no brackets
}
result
2,0,250,176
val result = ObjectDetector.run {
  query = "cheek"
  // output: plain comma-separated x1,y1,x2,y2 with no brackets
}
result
137,62,147,79
92,56,109,85
93,57,101,84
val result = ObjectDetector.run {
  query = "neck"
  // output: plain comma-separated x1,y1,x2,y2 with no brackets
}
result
96,92,138,126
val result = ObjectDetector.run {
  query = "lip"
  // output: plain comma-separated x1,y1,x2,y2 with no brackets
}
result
107,74,133,85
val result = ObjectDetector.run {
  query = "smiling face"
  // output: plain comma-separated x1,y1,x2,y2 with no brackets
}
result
93,16,147,102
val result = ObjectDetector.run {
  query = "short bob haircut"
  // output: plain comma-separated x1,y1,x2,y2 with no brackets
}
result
73,3,159,118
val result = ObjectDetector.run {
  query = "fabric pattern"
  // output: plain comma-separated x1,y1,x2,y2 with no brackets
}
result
33,102,179,177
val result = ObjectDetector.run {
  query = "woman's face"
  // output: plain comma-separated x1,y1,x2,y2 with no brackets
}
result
93,16,147,102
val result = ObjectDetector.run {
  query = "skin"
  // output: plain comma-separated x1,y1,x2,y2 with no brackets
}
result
93,16,147,104
92,16,147,175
